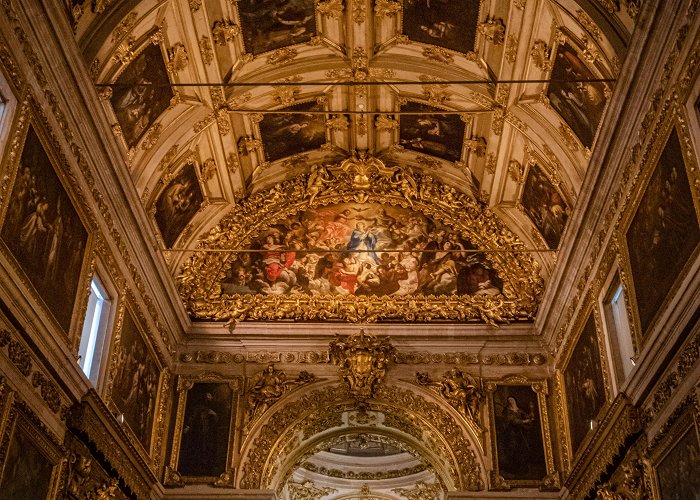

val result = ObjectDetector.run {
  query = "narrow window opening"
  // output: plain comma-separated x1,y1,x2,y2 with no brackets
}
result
603,273,635,383
78,276,112,385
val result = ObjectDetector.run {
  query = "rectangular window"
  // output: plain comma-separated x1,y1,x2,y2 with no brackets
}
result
603,273,635,384
78,277,112,385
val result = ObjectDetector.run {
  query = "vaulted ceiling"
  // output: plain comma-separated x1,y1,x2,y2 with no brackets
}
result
67,0,637,331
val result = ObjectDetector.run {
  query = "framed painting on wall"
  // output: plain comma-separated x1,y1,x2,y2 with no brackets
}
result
562,311,609,457
399,101,466,162
165,375,240,486
106,302,163,457
649,402,700,500
486,377,558,490
0,402,65,500
623,124,700,340
0,116,90,335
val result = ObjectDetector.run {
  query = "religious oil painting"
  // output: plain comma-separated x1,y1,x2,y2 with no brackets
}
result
258,101,326,162
237,0,316,55
110,309,161,451
176,382,233,478
656,427,700,500
564,314,607,455
399,102,466,162
154,163,204,248
220,203,503,297
522,164,569,249
402,0,481,54
110,43,173,148
0,126,88,333
0,413,60,500
626,128,700,336
492,385,547,482
547,42,607,149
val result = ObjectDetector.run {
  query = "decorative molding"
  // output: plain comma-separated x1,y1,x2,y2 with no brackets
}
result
68,391,156,499
316,0,344,18
266,47,298,65
565,395,641,499
374,0,401,16
478,18,506,46
0,329,68,416
211,19,240,46
238,383,484,491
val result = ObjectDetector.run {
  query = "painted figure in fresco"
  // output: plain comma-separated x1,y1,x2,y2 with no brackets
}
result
497,395,541,478
547,43,607,149
346,221,380,264
19,196,50,262
181,392,220,474
220,204,504,299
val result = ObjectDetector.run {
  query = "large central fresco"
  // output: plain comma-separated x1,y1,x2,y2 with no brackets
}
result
178,156,544,324
221,203,503,297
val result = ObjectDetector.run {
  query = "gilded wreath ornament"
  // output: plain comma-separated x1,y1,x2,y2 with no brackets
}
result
177,154,544,324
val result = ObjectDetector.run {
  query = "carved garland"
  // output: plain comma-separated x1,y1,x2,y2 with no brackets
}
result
178,159,544,324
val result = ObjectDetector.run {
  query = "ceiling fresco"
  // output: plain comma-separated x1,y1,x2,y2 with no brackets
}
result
401,0,481,53
69,0,628,326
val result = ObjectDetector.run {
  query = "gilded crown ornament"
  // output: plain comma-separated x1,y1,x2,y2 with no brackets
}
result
329,330,395,400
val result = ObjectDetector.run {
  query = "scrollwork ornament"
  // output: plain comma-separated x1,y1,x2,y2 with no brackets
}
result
374,0,401,16
316,0,343,18
478,18,506,46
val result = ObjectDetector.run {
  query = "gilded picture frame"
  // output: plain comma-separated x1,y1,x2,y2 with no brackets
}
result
398,100,468,163
152,161,205,249
543,28,611,152
485,376,559,491
617,113,700,349
0,97,93,341
648,399,700,500
104,296,165,470
255,98,329,164
0,400,65,500
164,374,241,487
558,302,612,466
399,0,484,55
103,31,179,152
